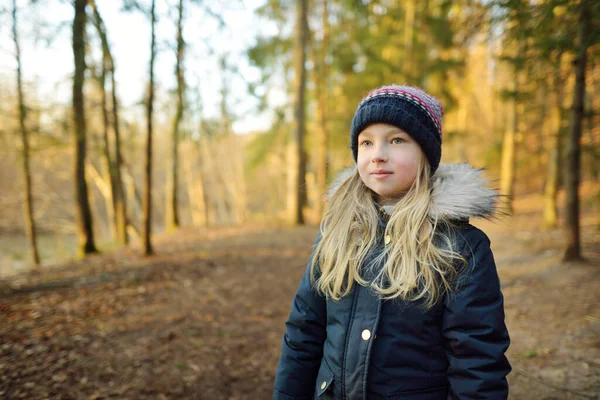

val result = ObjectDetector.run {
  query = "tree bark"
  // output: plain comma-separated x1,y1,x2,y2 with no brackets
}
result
183,142,207,226
13,0,40,266
500,70,518,214
292,0,308,225
111,67,128,246
72,0,98,255
403,0,415,81
143,0,156,256
166,0,184,232
312,0,329,220
543,56,565,229
98,29,118,240
563,0,589,262
89,0,127,246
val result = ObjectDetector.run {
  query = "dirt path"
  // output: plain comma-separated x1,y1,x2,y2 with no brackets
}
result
0,219,598,399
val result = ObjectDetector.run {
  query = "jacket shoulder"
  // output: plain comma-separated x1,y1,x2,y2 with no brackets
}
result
452,222,491,256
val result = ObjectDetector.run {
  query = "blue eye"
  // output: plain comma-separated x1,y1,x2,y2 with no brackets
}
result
391,137,404,144
360,140,372,147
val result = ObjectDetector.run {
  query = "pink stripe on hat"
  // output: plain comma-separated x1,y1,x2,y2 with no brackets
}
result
360,86,443,137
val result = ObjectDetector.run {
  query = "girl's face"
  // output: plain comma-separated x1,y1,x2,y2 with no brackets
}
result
357,123,425,204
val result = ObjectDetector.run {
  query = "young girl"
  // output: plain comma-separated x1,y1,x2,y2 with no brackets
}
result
273,85,511,400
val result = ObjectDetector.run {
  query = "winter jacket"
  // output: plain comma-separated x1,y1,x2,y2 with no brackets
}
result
273,164,511,400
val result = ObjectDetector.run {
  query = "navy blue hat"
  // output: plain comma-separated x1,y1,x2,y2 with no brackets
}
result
350,85,444,173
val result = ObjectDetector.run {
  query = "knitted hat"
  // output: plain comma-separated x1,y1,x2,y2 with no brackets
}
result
350,85,444,173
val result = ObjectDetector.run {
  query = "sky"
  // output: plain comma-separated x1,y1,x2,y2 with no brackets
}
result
0,0,277,134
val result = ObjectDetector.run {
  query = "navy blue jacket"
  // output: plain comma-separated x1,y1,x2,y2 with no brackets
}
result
273,164,511,400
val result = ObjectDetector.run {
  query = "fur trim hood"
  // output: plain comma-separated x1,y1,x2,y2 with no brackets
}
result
329,163,499,221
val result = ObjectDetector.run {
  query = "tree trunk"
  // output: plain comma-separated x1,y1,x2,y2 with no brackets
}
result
122,162,143,224
286,142,299,224
13,0,40,267
111,70,128,246
219,56,233,136
89,0,127,246
543,57,565,229
500,70,518,214
403,0,415,81
72,0,97,255
166,0,184,232
199,140,218,225
183,142,207,226
543,107,561,229
221,136,248,224
416,0,430,89
292,0,308,225
563,0,589,262
98,35,118,240
143,0,156,256
312,0,329,220
535,85,548,169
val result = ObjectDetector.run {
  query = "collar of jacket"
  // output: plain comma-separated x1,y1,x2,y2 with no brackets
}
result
328,163,500,222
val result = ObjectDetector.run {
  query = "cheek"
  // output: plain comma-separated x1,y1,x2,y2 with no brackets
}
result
394,147,422,173
356,153,369,176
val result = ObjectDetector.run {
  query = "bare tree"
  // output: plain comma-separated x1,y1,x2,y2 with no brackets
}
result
12,0,40,266
543,54,565,228
500,70,518,215
143,0,157,256
563,0,590,262
73,0,98,255
166,0,185,232
311,0,330,219
89,0,128,245
289,0,308,225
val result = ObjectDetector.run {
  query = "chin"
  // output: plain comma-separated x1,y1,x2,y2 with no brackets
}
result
371,190,402,203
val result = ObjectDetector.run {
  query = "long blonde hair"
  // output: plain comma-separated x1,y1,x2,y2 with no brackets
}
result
311,158,464,309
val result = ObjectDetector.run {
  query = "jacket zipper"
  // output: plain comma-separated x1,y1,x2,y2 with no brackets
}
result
341,288,360,400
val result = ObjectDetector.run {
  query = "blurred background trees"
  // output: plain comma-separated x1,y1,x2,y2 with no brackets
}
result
0,0,598,272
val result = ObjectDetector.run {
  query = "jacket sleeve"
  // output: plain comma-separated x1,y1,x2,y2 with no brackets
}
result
273,235,327,400
442,227,511,400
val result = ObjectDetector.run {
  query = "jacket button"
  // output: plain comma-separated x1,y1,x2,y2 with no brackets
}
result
384,235,391,245
361,329,371,341
321,381,327,390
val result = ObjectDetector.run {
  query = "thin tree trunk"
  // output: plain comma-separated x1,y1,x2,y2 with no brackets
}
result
219,56,232,136
89,0,127,246
221,137,248,224
403,0,415,81
111,71,128,246
122,163,143,222
73,0,97,255
543,56,565,229
166,0,184,232
535,84,548,169
143,0,156,256
234,148,249,223
500,70,518,214
563,0,589,262
183,143,207,226
417,0,430,89
293,0,308,225
312,0,329,220
200,140,218,224
13,0,40,266
286,142,298,224
98,36,117,240
193,84,211,225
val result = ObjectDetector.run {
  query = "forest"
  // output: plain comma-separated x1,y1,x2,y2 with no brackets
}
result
0,0,599,398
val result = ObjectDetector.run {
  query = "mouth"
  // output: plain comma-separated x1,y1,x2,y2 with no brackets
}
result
371,170,392,179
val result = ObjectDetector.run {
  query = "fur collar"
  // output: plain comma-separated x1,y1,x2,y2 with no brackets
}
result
329,163,499,221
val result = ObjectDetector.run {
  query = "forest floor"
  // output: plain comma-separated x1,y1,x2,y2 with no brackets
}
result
1,196,599,399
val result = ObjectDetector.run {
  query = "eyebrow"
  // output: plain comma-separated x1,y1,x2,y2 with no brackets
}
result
360,128,408,137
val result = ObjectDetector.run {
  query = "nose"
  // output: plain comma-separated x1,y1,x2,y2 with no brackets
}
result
371,145,388,163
